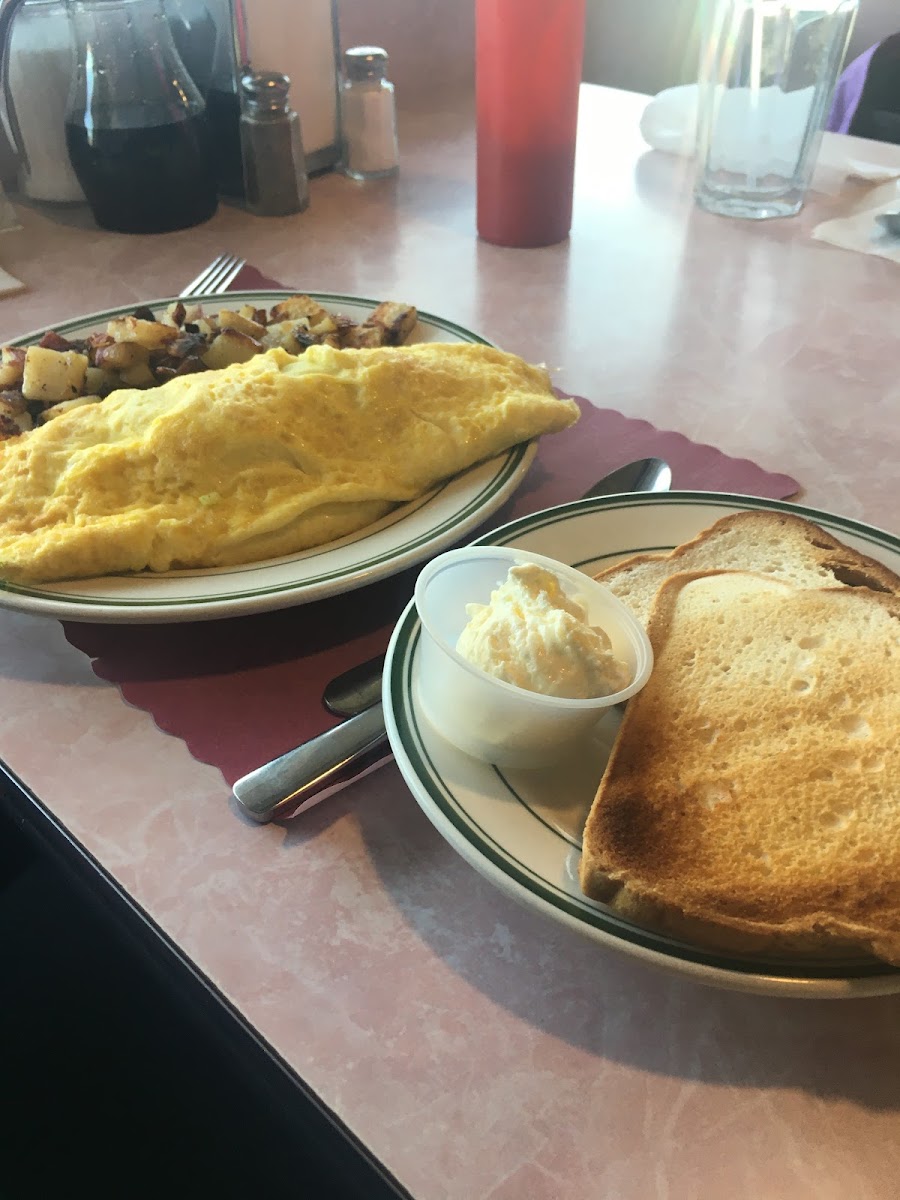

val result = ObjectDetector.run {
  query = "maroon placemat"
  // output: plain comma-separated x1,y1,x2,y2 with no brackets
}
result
61,396,799,787
58,266,800,790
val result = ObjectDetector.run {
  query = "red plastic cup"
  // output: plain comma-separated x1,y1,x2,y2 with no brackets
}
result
476,0,586,248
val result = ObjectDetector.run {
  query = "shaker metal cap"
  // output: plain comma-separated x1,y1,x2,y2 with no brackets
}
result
343,45,389,81
241,70,292,110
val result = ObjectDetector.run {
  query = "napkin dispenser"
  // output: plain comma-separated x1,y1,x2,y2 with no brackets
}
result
242,0,341,174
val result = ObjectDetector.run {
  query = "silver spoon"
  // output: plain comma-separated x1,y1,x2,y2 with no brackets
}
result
232,456,672,824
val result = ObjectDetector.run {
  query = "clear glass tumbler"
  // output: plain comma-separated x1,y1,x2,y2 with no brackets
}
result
694,0,858,220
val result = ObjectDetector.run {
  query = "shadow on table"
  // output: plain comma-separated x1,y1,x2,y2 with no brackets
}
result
287,773,900,1115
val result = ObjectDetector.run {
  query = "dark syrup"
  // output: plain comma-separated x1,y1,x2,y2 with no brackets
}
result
205,86,244,198
65,113,218,234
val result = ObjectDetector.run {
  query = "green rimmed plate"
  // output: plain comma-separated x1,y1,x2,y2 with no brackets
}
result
383,491,900,999
1,291,534,624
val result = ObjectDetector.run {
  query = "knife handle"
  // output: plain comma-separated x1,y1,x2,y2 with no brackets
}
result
232,702,388,824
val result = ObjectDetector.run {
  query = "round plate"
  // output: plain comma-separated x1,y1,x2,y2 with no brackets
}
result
1,291,535,623
383,491,900,998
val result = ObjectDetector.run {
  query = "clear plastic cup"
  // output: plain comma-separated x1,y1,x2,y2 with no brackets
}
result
413,546,653,768
694,0,858,220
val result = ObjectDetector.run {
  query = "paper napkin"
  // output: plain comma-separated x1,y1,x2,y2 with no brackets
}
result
810,176,900,263
0,265,25,296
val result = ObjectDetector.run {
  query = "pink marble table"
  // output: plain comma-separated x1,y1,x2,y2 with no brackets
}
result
1,87,900,1200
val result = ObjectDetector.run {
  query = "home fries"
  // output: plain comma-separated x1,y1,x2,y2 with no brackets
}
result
0,294,420,439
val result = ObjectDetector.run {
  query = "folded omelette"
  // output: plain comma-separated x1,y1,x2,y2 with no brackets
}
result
0,342,579,583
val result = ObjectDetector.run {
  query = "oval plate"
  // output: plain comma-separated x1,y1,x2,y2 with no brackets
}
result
383,491,900,999
0,291,535,623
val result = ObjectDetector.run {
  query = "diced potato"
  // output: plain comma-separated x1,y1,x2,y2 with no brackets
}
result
366,301,418,345
118,362,156,388
179,304,204,326
261,320,314,354
0,397,31,432
39,395,103,422
0,389,26,414
22,346,89,403
307,314,338,336
0,346,26,388
217,309,267,339
201,329,263,370
92,340,150,371
342,324,387,349
192,317,216,340
107,316,179,350
269,295,329,325
84,365,121,396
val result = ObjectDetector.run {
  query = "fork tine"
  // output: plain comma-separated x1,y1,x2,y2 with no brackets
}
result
212,254,247,293
179,253,246,297
197,253,243,294
200,253,241,293
179,253,228,296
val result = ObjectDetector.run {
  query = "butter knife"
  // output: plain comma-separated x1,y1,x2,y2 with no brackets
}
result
232,456,672,824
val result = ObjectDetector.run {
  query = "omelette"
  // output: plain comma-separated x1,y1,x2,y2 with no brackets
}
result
0,342,579,584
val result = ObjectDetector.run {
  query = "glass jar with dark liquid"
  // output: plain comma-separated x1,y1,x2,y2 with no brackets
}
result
64,0,217,233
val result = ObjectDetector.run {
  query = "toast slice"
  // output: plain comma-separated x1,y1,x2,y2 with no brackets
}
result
595,510,900,628
579,569,900,964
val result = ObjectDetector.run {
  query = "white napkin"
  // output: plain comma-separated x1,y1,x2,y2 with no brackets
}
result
809,176,900,262
639,84,700,157
0,265,25,296
640,83,900,181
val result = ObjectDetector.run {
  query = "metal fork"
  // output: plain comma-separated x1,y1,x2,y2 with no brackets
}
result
178,253,246,297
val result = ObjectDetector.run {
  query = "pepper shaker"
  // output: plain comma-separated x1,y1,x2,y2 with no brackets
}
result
239,69,309,216
340,46,399,181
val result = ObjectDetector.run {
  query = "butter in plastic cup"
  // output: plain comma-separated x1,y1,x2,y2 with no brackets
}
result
413,546,653,768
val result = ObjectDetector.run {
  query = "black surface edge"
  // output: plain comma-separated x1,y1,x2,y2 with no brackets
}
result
0,760,413,1200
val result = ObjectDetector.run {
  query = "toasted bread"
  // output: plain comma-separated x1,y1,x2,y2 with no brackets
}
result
595,510,900,628
579,570,900,964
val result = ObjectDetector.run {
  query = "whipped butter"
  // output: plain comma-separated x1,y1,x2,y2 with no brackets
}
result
455,562,630,699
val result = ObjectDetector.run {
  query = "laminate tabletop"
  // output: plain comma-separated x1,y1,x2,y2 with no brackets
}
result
1,85,898,1200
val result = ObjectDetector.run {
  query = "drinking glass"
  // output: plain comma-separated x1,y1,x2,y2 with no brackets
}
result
695,0,858,220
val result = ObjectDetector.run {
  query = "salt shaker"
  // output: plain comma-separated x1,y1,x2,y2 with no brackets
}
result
340,46,399,181
239,70,309,216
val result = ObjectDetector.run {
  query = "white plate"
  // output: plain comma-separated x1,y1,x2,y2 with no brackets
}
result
1,291,535,623
383,491,900,999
